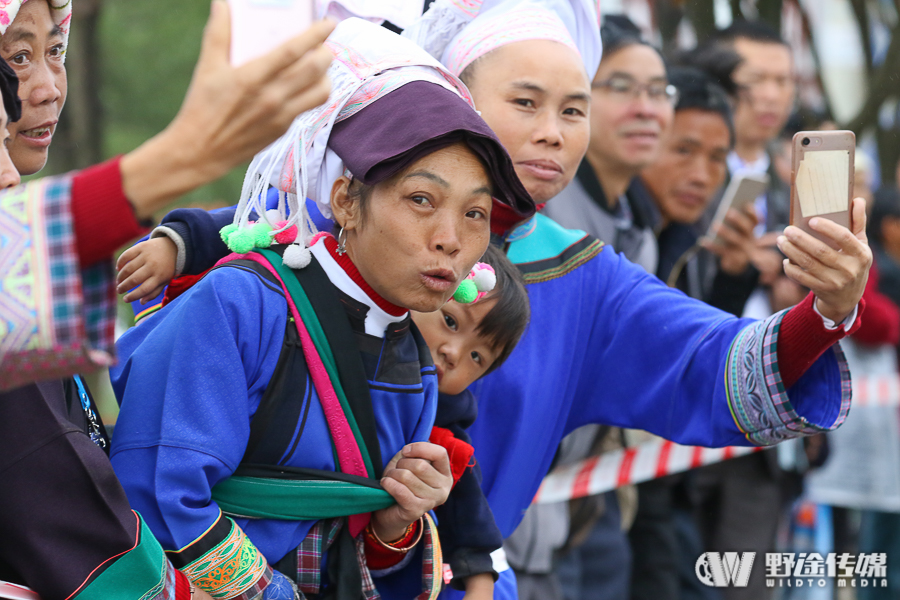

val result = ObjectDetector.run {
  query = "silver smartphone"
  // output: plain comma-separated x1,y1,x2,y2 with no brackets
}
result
705,172,770,242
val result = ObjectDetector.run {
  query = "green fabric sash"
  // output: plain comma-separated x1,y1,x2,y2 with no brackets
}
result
213,475,394,521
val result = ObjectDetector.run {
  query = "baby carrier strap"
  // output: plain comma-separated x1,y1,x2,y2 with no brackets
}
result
284,247,384,478
209,249,388,537
241,316,314,466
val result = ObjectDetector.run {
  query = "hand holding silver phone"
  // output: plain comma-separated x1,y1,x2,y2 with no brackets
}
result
704,173,769,244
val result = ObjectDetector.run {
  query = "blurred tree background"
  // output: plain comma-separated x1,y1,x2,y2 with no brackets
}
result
52,1,241,419
41,0,243,210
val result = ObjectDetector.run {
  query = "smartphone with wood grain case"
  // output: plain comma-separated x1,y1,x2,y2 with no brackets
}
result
789,130,855,249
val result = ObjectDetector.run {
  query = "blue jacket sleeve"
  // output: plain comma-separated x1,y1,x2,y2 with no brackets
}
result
160,205,237,276
564,247,850,446
110,265,287,551
468,245,851,538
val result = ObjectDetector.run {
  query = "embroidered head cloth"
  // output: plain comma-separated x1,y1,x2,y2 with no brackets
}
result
0,1,72,59
403,0,602,77
231,18,533,268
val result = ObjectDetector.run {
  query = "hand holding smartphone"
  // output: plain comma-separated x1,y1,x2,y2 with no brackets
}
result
789,130,855,249
228,0,315,66
704,172,769,244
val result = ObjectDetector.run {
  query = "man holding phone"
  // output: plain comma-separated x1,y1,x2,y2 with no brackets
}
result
687,20,809,600
714,20,795,234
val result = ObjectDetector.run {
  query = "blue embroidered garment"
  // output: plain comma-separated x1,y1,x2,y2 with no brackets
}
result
110,244,439,597
134,204,852,599
467,213,850,540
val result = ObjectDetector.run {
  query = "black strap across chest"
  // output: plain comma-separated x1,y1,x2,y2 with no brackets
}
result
239,250,384,479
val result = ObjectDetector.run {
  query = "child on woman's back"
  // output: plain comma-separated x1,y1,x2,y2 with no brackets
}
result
117,233,530,599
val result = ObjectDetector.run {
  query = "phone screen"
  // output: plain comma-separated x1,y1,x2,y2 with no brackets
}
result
228,0,315,66
789,131,855,247
795,150,850,218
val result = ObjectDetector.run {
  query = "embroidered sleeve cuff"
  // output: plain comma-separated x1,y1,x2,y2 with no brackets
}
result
0,175,117,391
725,309,852,446
170,513,272,600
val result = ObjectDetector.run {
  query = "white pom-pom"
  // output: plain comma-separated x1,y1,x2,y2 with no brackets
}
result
265,209,281,225
472,268,496,293
283,244,312,269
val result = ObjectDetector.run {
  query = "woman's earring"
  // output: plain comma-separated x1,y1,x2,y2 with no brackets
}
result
337,227,348,256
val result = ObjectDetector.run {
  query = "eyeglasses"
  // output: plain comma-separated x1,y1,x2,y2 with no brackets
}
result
592,76,679,106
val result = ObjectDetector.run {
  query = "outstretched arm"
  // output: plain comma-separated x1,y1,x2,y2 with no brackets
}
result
119,2,332,221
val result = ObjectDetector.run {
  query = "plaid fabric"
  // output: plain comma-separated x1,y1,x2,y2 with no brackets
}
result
415,514,442,600
82,261,117,354
292,517,444,599
355,534,380,600
236,566,273,600
296,520,340,594
0,175,116,391
43,177,82,346
725,309,853,445
295,519,380,598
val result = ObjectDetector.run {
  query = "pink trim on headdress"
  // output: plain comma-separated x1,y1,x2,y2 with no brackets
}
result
0,1,72,47
444,4,579,76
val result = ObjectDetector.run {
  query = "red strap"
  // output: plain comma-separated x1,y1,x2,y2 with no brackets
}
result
162,270,211,307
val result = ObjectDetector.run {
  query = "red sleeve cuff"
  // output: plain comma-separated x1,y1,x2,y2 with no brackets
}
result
778,292,866,389
173,568,191,600
364,520,421,571
72,155,151,267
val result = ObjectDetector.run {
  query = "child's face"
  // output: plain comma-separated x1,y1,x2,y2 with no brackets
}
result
411,298,500,396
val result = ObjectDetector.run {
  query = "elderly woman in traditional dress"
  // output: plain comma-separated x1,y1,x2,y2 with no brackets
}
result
0,1,335,598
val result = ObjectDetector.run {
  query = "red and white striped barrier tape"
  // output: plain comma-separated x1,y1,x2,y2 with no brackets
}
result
533,375,900,504
534,439,762,504
0,582,39,600
853,374,900,407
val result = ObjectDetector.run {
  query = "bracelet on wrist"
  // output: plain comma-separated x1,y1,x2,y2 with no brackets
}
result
366,516,424,553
